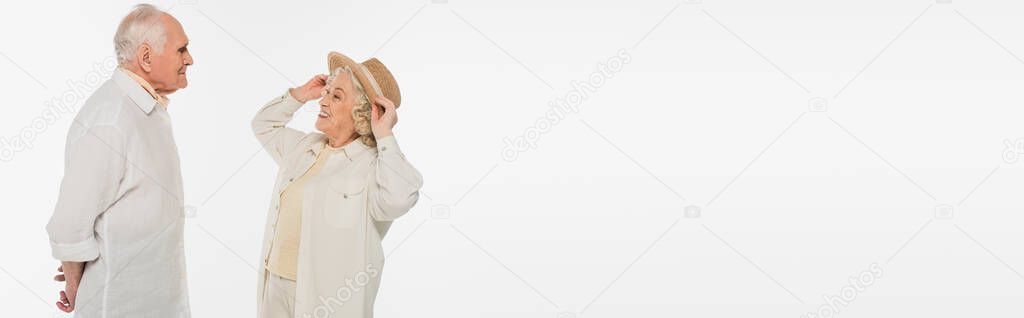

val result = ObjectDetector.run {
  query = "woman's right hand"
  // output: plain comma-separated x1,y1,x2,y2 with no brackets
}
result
289,74,328,103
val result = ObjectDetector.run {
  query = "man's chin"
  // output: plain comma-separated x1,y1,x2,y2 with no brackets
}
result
159,83,187,96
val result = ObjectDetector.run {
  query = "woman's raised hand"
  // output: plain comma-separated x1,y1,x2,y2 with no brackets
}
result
289,74,328,103
371,96,397,139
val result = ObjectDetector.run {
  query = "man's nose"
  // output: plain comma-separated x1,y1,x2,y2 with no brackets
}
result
184,52,194,66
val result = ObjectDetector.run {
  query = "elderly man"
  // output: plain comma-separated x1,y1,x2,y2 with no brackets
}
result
45,3,193,316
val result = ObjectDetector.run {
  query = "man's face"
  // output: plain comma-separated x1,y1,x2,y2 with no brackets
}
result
148,14,192,95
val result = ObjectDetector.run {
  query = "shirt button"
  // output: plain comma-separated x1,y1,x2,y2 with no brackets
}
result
381,146,388,151
289,178,294,182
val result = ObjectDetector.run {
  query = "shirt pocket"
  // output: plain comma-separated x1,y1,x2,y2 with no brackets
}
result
320,177,367,229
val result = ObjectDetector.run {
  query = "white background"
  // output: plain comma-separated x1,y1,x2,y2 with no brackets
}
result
2,0,1024,317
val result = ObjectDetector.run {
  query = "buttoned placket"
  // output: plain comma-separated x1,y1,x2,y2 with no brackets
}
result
264,148,318,266
262,95,304,266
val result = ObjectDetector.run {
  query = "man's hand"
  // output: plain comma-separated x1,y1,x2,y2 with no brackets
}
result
289,74,328,103
54,261,85,313
370,96,398,139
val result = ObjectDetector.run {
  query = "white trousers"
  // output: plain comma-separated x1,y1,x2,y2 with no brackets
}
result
259,271,297,318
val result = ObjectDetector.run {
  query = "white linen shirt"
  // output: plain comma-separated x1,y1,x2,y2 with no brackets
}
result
252,91,423,318
46,69,190,317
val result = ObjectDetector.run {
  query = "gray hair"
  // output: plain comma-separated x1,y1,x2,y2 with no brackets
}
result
328,66,369,102
114,4,167,66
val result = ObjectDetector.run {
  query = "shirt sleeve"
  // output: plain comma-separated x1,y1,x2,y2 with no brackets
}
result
46,125,126,262
367,136,423,221
252,90,307,166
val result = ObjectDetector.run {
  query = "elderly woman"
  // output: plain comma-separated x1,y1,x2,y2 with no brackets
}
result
251,52,422,318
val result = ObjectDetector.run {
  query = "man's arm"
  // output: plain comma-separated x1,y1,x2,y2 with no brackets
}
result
54,262,84,312
46,124,126,312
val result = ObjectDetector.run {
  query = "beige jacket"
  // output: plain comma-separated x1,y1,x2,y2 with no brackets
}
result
252,91,423,318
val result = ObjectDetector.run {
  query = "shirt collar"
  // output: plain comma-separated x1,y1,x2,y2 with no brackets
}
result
310,134,372,160
112,68,168,114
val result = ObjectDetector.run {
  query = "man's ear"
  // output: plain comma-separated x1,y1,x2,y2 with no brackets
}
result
137,44,153,72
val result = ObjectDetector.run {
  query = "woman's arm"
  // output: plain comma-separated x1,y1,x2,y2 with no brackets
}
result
251,75,326,165
367,96,423,221
368,136,424,221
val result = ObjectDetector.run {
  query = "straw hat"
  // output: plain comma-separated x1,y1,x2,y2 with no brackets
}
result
328,51,402,108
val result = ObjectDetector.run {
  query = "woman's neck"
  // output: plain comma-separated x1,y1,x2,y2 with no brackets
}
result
327,133,358,148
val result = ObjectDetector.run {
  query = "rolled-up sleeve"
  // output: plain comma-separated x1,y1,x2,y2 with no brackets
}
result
46,125,126,261
252,90,307,165
368,136,423,221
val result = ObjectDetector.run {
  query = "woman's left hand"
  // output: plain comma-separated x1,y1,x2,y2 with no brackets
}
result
371,96,398,139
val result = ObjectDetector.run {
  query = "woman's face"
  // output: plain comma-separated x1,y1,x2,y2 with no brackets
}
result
315,73,358,141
